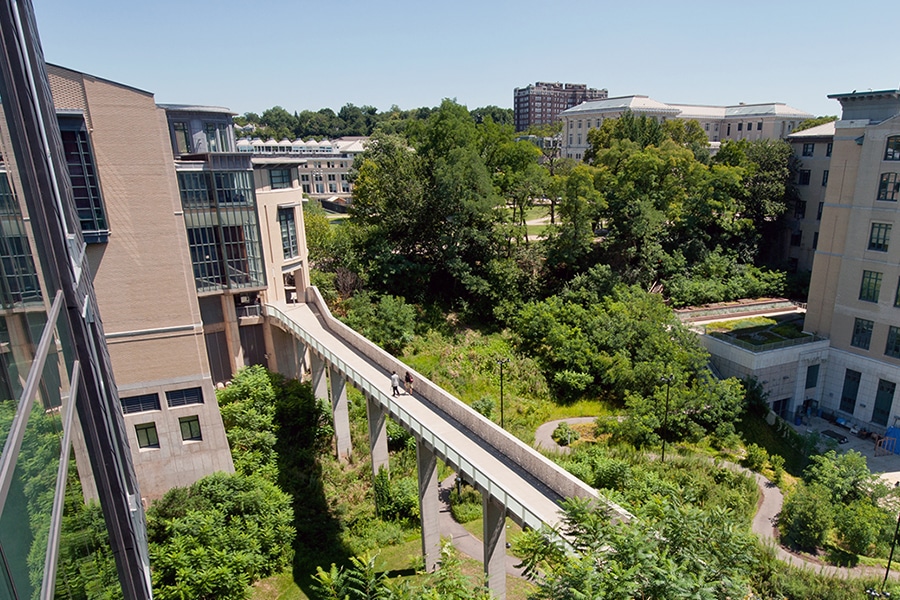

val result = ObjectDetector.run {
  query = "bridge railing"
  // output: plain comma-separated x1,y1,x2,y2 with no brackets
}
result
265,301,553,529
266,287,634,527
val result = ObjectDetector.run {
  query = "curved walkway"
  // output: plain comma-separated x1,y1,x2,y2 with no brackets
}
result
533,417,899,580
437,475,526,579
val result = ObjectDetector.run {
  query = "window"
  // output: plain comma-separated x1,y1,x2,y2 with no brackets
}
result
794,200,807,219
868,223,892,251
885,136,900,160
822,170,829,186
790,232,802,246
270,169,291,189
805,364,819,389
174,122,191,154
826,142,833,157
879,173,900,201
568,134,572,145
887,326,900,359
300,174,310,182
798,170,811,186
278,207,298,259
577,134,582,145
121,393,160,414
58,115,108,242
738,123,743,131
802,143,815,157
179,416,202,441
840,369,861,414
813,231,819,249
135,423,159,449
851,318,874,349
817,202,824,220
895,279,900,307
166,387,203,407
327,174,336,181
860,270,883,302
757,121,763,131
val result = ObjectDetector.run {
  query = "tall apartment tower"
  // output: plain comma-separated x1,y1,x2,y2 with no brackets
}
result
513,82,608,132
804,90,900,429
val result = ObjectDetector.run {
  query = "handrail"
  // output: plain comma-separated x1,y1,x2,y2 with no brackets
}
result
265,303,553,530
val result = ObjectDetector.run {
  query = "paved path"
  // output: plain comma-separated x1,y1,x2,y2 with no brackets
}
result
534,417,900,580
437,475,526,578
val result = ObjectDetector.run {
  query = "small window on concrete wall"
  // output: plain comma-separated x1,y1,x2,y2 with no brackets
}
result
135,423,159,449
166,387,203,407
805,364,819,389
179,416,202,441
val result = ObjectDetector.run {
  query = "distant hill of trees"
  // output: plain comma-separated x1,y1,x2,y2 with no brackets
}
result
234,103,513,141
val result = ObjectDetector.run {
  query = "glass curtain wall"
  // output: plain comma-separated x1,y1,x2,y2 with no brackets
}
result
0,1,152,598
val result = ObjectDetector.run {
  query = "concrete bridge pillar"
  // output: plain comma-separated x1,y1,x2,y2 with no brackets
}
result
366,394,389,478
310,352,328,402
329,365,351,461
416,440,440,571
482,493,507,600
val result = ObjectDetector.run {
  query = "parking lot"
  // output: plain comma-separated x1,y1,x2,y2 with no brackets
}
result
796,415,900,485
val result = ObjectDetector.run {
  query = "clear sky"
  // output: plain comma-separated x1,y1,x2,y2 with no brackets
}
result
32,0,899,119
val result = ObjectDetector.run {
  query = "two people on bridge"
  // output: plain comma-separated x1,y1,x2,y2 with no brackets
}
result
390,371,415,396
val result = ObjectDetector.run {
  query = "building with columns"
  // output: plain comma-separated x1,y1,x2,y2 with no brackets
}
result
560,95,813,160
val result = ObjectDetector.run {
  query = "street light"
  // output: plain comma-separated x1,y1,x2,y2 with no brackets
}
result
498,358,510,429
660,375,673,464
879,511,900,596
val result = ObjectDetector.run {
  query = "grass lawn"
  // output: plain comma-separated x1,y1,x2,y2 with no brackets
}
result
251,570,307,600
736,412,806,475
523,205,549,222
526,223,550,237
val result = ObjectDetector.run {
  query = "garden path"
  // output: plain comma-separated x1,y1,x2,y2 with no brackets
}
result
532,417,900,580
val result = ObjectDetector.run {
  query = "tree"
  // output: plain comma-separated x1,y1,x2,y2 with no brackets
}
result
794,115,838,133
544,164,604,278
216,364,279,481
343,291,417,355
148,472,295,600
780,483,834,550
803,449,879,505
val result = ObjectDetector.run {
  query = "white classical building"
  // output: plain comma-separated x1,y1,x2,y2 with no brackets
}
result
560,95,813,159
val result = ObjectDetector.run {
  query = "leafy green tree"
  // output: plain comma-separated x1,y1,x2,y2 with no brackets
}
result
803,449,878,505
216,364,279,481
148,472,295,600
780,483,834,550
544,164,604,278
794,115,838,133
342,291,416,355
837,499,890,555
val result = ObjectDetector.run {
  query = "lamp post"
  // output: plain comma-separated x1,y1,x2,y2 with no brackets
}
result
660,375,672,464
498,358,510,429
879,511,900,596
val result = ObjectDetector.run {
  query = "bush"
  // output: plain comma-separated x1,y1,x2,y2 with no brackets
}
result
373,468,419,522
744,443,769,472
449,480,482,523
837,500,891,556
780,483,834,550
552,422,580,446
472,396,495,419
769,454,785,484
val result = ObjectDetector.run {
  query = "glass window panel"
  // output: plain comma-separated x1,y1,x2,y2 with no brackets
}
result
851,318,874,350
868,223,892,252
179,416,202,441
165,387,203,407
860,270,883,302
879,173,900,201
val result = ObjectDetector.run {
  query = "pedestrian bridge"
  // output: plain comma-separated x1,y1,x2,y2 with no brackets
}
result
264,288,633,599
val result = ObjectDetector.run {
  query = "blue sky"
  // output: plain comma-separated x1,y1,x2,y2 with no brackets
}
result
33,0,899,118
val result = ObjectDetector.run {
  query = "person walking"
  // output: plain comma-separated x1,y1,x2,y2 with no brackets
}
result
404,371,414,395
390,371,401,397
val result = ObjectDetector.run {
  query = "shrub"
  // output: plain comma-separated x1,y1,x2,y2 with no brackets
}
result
449,481,482,523
472,396,495,419
780,483,834,550
552,422,580,446
769,454,785,484
744,443,769,472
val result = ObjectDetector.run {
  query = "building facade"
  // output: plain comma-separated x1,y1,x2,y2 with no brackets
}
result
42,73,235,501
803,90,900,432
514,81,608,132
560,95,813,160
0,0,151,595
786,122,835,273
236,136,366,209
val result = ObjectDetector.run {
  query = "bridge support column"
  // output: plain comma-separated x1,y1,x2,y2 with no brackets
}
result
310,352,328,402
367,394,389,478
483,493,507,600
329,365,351,461
416,441,440,571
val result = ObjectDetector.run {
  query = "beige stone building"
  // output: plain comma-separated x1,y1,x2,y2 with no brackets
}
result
560,95,813,160
803,90,900,431
786,121,835,273
44,67,234,500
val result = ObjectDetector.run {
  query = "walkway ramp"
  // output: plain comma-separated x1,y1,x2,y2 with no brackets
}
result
266,290,633,534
